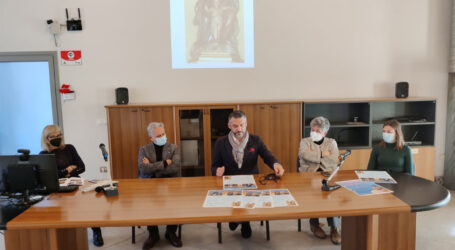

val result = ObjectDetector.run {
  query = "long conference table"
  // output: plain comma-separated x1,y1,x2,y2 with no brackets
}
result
4,171,450,250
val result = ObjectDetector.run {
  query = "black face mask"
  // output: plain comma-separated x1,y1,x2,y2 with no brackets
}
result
50,138,62,147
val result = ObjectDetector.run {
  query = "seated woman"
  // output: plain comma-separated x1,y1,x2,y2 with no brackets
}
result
298,116,340,245
40,125,104,247
367,119,415,175
138,122,182,249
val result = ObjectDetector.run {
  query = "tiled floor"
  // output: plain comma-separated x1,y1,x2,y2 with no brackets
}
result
1,191,454,250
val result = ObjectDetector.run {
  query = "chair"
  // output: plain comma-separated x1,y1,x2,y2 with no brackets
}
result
297,156,302,231
132,163,183,244
131,225,182,244
216,221,270,243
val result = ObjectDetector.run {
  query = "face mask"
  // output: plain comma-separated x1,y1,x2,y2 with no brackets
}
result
310,131,324,142
382,132,395,143
155,135,167,146
50,138,61,147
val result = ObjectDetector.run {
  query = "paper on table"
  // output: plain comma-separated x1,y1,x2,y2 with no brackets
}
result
270,189,299,207
203,190,242,208
355,170,397,184
59,177,84,187
256,190,273,208
336,179,393,196
223,175,257,190
241,190,262,209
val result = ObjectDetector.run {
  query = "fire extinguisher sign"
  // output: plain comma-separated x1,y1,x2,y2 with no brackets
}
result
60,50,82,65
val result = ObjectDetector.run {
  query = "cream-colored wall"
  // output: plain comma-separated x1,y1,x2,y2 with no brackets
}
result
0,0,451,178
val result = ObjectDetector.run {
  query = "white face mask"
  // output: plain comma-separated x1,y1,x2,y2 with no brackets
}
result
310,131,324,142
382,132,395,143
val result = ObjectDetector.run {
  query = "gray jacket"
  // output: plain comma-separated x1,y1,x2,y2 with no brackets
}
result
138,143,181,178
298,137,339,172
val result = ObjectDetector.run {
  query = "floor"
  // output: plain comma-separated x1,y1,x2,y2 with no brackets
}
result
1,190,454,250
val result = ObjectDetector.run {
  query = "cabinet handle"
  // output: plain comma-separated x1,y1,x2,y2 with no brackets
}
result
131,110,138,113
270,105,278,109
142,109,150,112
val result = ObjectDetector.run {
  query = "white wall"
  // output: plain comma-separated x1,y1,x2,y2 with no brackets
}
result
0,0,451,178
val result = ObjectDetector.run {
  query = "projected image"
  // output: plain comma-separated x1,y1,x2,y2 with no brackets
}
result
171,0,254,68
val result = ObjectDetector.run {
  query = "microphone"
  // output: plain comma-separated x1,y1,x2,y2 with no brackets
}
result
338,150,351,161
99,143,108,161
322,149,352,191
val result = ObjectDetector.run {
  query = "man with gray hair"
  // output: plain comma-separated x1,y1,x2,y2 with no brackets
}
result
298,116,340,245
212,110,285,238
138,122,182,249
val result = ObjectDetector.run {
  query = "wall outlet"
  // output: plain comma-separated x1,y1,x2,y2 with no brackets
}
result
100,166,108,173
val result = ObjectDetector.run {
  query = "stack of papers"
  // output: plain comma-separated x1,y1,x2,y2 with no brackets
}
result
59,177,84,187
203,189,298,208
223,175,257,190
336,180,393,196
355,170,397,184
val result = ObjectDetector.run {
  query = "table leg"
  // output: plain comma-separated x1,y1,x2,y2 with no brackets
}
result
341,212,416,250
5,227,88,250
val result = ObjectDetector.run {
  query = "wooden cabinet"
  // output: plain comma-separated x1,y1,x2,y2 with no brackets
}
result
106,106,174,179
240,103,301,174
175,105,236,176
106,98,436,180
412,146,435,181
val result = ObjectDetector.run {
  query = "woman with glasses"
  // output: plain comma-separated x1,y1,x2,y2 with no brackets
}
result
40,124,104,247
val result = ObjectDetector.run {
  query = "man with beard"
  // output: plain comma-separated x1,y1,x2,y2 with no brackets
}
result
212,110,285,238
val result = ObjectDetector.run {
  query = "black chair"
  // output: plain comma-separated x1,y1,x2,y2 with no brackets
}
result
297,156,302,231
131,225,182,244
216,221,270,243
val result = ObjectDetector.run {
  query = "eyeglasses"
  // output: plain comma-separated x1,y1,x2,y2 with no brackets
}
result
48,134,62,140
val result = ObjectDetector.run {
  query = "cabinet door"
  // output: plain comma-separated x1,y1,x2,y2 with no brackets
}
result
412,146,435,181
140,106,175,145
175,108,205,177
267,103,301,173
338,149,372,170
240,103,301,173
107,108,142,179
240,104,270,174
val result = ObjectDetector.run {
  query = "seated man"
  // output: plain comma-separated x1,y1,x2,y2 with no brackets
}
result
212,110,285,238
298,116,340,245
138,122,182,249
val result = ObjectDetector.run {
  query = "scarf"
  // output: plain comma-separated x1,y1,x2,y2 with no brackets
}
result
228,131,249,169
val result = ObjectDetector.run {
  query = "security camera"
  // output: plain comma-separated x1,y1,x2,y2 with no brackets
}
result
47,19,61,34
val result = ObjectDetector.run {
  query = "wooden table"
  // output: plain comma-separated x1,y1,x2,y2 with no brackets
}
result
4,171,440,250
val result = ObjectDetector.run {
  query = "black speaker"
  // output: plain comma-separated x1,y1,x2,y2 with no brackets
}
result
115,87,128,104
395,82,408,98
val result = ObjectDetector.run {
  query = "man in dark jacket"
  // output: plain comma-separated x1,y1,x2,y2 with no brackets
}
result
138,122,182,249
211,110,285,238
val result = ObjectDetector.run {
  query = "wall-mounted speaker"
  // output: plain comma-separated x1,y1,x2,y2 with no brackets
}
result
115,87,128,104
395,82,409,98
